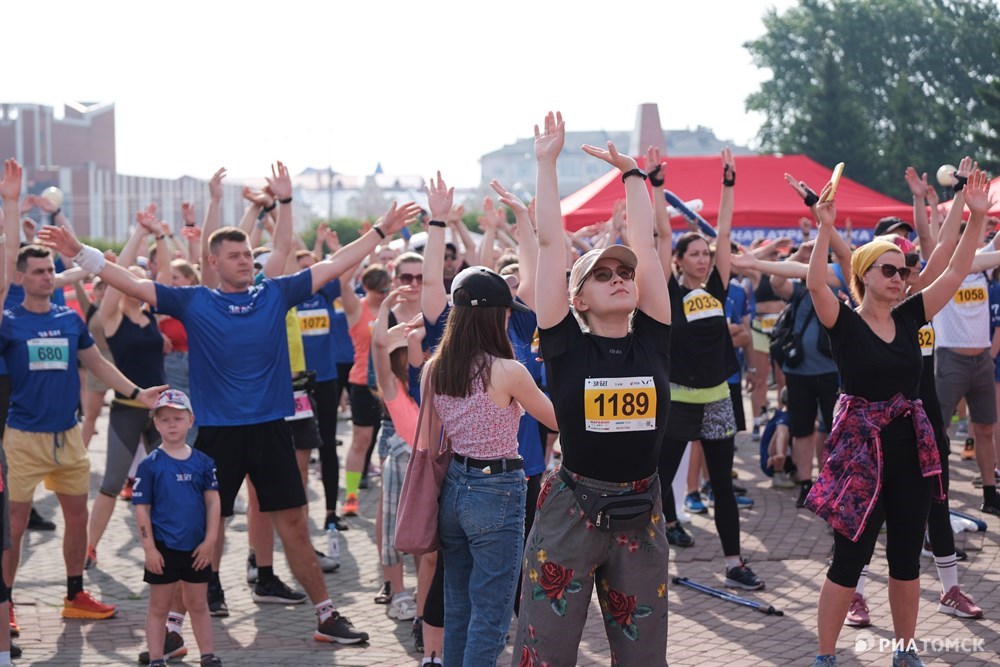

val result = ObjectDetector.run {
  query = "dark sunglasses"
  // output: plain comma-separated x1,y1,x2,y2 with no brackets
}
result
586,266,636,283
870,263,912,280
397,273,423,285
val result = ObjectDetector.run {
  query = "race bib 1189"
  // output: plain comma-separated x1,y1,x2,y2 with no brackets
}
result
583,376,656,433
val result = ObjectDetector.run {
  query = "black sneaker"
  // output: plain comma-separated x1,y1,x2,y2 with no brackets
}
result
796,481,813,509
325,514,350,532
200,654,223,666
664,522,695,547
138,630,188,663
358,476,369,490
10,641,20,659
412,617,424,653
207,580,229,617
314,612,369,644
981,497,1000,516
725,561,765,590
27,507,56,531
374,581,393,604
252,576,308,604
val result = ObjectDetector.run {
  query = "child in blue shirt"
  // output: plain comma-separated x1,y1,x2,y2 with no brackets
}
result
133,390,221,667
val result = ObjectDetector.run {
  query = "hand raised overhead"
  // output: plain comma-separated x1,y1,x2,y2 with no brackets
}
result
377,201,422,236
964,169,996,216
424,171,454,219
208,167,227,202
266,162,292,201
0,159,23,202
581,140,637,173
534,111,565,163
490,180,528,217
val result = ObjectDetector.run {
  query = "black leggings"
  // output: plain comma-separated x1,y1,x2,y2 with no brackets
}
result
423,554,445,628
314,380,341,515
925,425,955,558
658,436,742,557
827,435,932,587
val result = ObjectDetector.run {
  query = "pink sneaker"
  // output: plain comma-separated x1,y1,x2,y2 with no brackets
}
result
938,586,983,619
845,592,871,627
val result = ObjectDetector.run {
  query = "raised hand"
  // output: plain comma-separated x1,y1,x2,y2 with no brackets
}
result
446,204,465,226
208,167,227,203
0,159,23,202
103,249,119,264
956,156,976,180
903,166,928,199
480,198,499,229
721,147,736,184
378,201,422,236
265,162,292,202
327,229,341,253
159,221,172,237
181,201,197,226
814,183,837,227
37,224,83,257
490,180,528,217
243,186,274,208
136,204,159,234
22,218,36,243
925,183,940,208
964,169,996,216
611,199,626,230
180,225,202,243
799,217,813,236
534,111,565,163
425,171,454,219
19,194,38,214
581,140,637,173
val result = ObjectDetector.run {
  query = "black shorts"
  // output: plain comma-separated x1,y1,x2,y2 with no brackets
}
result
195,420,306,517
289,415,323,451
728,381,746,432
785,372,839,438
349,383,382,427
143,540,213,585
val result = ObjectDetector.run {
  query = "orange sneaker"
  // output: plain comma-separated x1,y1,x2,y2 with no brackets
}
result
84,545,98,570
343,494,359,517
119,477,134,501
61,591,117,620
9,600,19,637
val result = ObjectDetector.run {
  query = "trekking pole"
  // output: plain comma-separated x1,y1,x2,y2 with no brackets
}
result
672,577,784,616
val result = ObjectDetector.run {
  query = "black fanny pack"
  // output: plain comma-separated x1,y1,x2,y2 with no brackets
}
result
559,468,654,532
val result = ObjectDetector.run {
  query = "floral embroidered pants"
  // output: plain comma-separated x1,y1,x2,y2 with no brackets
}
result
512,466,670,667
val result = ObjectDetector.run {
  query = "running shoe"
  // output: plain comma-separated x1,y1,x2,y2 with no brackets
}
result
343,494,359,517
314,612,369,644
207,580,229,617
412,617,424,653
981,496,1000,516
772,471,797,489
10,642,20,660
683,491,708,514
314,549,339,573
252,576,308,604
84,545,97,570
665,522,695,548
810,657,836,667
844,592,871,627
938,586,983,619
388,591,417,621
724,561,765,590
796,481,813,508
374,581,393,604
358,476,369,490
138,630,188,664
246,551,258,584
955,419,969,438
892,648,924,666
119,477,134,501
61,590,117,619
200,654,223,666
703,483,754,509
325,514,350,532
27,507,56,531
9,600,19,637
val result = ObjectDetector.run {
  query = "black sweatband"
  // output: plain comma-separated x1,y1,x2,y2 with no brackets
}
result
428,219,446,228
803,189,820,207
278,197,293,204
648,165,664,187
373,226,386,239
621,168,648,183
723,166,736,187
952,174,967,193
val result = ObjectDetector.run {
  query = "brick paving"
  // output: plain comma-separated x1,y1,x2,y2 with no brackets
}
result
9,401,999,665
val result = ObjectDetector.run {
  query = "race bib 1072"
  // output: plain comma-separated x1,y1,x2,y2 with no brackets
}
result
584,376,656,433
298,309,330,336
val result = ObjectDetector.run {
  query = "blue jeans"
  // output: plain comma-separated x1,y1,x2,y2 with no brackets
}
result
439,458,526,667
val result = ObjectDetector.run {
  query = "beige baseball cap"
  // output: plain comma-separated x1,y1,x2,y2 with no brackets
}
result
568,245,638,296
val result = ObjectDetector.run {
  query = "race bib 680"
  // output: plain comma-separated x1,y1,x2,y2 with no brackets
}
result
27,337,69,371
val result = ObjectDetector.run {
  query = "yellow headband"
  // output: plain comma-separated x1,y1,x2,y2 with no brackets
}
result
851,240,903,283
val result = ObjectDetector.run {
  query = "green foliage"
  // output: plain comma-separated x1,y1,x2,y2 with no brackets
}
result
78,237,125,255
745,0,1000,197
300,218,365,252
973,39,1000,173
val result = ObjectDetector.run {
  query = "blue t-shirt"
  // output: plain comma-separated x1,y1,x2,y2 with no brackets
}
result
326,281,355,365
296,282,340,383
0,304,94,432
508,303,545,477
989,279,1000,381
154,271,313,426
133,447,219,551
725,278,752,384
0,283,26,376
759,408,791,476
423,306,449,354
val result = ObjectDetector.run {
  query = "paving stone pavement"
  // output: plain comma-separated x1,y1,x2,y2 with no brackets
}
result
9,401,999,666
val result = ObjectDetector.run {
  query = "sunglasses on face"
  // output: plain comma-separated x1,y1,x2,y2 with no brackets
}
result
870,263,912,280
397,273,423,285
586,265,636,283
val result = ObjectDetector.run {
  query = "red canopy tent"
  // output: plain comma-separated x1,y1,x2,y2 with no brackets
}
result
937,175,1000,217
561,154,912,238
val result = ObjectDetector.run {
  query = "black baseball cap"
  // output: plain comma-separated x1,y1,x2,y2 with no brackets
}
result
451,266,531,313
873,217,913,236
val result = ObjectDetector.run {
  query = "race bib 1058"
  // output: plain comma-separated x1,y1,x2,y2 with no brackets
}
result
584,376,656,433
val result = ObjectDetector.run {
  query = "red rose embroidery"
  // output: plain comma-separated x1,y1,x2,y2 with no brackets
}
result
539,561,574,600
519,646,534,667
632,479,651,493
536,477,554,510
606,590,637,627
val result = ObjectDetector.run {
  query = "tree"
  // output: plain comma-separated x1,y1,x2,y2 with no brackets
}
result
745,0,1000,197
973,39,1000,173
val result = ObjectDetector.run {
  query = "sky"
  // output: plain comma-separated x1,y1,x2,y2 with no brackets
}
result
3,0,798,187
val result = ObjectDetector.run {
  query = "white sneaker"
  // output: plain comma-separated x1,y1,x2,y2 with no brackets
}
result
772,471,796,489
387,591,417,621
314,549,339,573
233,493,249,515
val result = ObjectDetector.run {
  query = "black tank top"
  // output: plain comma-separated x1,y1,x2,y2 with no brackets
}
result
106,310,166,399
754,274,782,303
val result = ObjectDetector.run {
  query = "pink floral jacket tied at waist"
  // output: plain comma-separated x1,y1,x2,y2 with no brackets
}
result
804,393,944,542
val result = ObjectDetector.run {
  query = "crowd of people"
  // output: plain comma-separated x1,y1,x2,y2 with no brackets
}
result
0,107,994,667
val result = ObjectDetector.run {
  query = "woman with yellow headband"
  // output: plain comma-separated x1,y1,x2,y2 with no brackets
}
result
803,170,995,667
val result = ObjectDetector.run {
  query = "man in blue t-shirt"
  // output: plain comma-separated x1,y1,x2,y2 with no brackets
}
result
0,245,166,627
39,167,420,645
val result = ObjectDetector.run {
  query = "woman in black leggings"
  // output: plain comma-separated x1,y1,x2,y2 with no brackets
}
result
803,170,992,667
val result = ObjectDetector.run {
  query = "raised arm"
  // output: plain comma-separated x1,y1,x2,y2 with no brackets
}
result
904,167,935,259
37,225,159,307
180,202,202,266
99,211,155,331
338,263,363,327
581,140,670,324
0,159,22,317
477,198,499,268
372,289,408,403
310,200,420,294
534,111,570,329
715,148,735,284
491,180,537,310
262,162,294,279
449,211,476,268
200,167,227,289
420,175,454,324
806,184,841,328
910,157,975,292
922,169,994,319
646,147,673,279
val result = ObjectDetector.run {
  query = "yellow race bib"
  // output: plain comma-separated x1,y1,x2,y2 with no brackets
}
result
584,376,656,433
298,308,330,337
757,313,779,333
683,289,724,323
918,324,934,357
954,286,986,306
